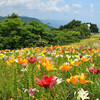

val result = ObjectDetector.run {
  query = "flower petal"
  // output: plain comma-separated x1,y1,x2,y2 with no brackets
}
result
36,78,43,86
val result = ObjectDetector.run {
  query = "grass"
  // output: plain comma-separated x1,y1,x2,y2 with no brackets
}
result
0,37,100,100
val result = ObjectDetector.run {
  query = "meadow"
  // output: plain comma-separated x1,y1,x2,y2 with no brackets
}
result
0,37,100,100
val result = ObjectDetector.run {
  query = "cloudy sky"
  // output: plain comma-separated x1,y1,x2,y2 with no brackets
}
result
0,0,100,27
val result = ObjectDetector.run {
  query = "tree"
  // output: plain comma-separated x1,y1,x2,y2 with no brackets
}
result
85,23,99,33
59,19,81,30
90,24,99,33
7,12,18,18
0,18,24,37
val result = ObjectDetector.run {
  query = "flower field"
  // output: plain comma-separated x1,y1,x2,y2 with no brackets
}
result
0,37,100,100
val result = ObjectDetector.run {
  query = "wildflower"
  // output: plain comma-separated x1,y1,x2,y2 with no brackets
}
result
39,57,57,71
60,54,63,57
24,88,39,96
0,54,6,58
68,58,75,65
66,73,93,84
21,68,28,72
15,58,18,63
6,55,14,66
88,67,99,74
59,63,72,72
36,74,57,89
37,64,40,69
66,75,79,84
94,68,99,73
46,65,57,71
9,98,13,100
53,76,63,84
76,88,90,100
45,57,52,60
65,51,68,53
79,73,93,84
81,57,89,62
56,78,63,84
74,61,82,67
28,57,38,64
18,57,28,64
79,55,83,59
3,56,8,59
22,63,27,67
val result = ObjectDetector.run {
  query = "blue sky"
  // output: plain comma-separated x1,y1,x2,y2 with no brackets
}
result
0,0,100,28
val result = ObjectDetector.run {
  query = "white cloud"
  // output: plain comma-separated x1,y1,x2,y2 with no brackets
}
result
90,4,94,8
0,0,70,13
72,4,82,8
90,3,94,13
0,0,27,6
26,0,70,12
73,10,79,14
0,1,5,6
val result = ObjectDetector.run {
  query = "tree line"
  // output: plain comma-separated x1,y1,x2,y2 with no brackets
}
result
0,13,99,50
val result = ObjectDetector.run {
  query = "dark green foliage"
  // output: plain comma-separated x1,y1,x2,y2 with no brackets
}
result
0,17,50,49
59,19,81,30
85,23,99,33
7,13,18,18
0,15,92,50
0,15,53,29
73,24,91,39
90,24,99,33
58,19,91,39
47,30,81,45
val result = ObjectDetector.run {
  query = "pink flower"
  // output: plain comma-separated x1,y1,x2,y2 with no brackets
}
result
89,57,92,61
22,63,27,67
89,67,94,74
24,88,39,96
3,56,8,59
89,67,99,74
28,57,38,64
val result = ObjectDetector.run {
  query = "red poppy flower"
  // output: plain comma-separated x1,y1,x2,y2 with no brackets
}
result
36,74,56,89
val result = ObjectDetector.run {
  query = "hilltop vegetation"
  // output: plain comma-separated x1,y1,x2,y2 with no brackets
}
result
0,16,40,22
0,13,98,50
0,14,53,29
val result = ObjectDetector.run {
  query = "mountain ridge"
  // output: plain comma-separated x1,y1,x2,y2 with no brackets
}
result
0,16,54,29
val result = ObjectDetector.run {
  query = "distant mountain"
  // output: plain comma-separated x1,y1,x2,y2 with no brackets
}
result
0,16,53,29
41,19,70,28
0,16,6,22
19,16,41,22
